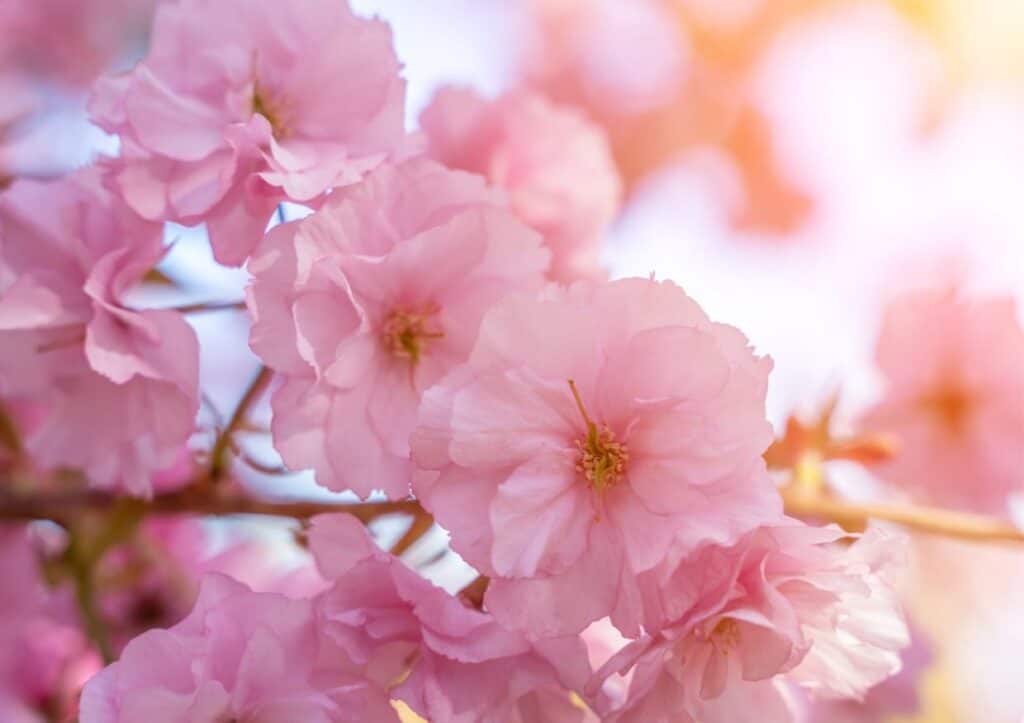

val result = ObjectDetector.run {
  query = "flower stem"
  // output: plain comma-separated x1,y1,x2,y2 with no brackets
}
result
209,365,274,481
168,300,247,314
782,488,1024,543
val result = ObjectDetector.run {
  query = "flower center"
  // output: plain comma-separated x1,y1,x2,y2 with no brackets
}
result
695,617,741,654
709,618,741,653
568,379,628,491
252,84,288,139
381,309,443,366
918,382,974,434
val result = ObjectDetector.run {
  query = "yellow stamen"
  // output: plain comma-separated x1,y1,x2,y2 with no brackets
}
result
381,309,443,367
567,379,628,491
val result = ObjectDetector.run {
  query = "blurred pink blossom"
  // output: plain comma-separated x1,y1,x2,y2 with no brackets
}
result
248,159,549,498
421,87,621,282
0,168,199,495
862,287,1024,514
0,526,94,722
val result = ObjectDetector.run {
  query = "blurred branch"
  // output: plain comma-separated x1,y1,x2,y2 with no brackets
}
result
782,487,1024,544
0,489,421,525
209,365,273,481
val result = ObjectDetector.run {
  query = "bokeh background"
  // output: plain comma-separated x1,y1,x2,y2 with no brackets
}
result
3,1,1024,720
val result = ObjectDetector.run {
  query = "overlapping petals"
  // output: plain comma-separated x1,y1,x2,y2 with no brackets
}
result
0,168,199,495
589,524,909,723
247,159,549,498
411,277,779,636
89,0,407,265
421,87,621,283
309,513,592,722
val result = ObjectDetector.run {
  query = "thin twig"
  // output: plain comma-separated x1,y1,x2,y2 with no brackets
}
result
782,489,1024,544
168,300,247,315
0,489,422,525
209,366,274,481
458,575,489,609
390,510,434,556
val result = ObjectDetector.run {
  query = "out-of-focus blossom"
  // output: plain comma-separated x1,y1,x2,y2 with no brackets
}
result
81,572,396,722
0,75,39,186
589,524,909,722
861,287,1024,514
412,277,779,637
308,513,591,722
0,0,157,89
420,87,621,282
798,622,932,723
0,168,199,495
90,0,407,265
248,159,549,499
0,525,94,723
525,0,815,234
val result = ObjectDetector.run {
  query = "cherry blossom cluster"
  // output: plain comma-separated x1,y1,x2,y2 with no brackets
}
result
10,0,1024,721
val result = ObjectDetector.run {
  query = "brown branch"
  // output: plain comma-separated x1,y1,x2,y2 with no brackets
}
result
458,575,489,609
0,489,422,526
209,366,274,481
390,510,434,556
782,489,1024,544
170,300,247,315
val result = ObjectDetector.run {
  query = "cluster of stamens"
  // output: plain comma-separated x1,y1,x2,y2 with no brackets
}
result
568,379,629,491
918,382,974,434
381,309,443,367
252,84,289,139
697,618,741,654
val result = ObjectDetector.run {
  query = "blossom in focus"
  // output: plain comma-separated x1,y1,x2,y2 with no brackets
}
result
248,159,549,499
89,0,407,266
0,169,199,495
420,87,621,283
308,513,592,722
80,572,398,722
412,277,779,636
861,287,1024,514
590,524,909,722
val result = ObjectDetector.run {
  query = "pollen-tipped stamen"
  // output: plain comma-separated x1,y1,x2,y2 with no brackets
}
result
568,379,628,491
381,309,443,367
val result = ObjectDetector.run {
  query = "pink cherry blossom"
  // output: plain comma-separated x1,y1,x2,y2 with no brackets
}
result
247,159,549,499
89,0,407,265
0,168,199,495
420,87,621,283
80,572,398,723
411,277,780,636
589,524,909,723
861,287,1024,515
307,512,592,722
798,622,931,723
0,525,95,723
96,516,325,654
